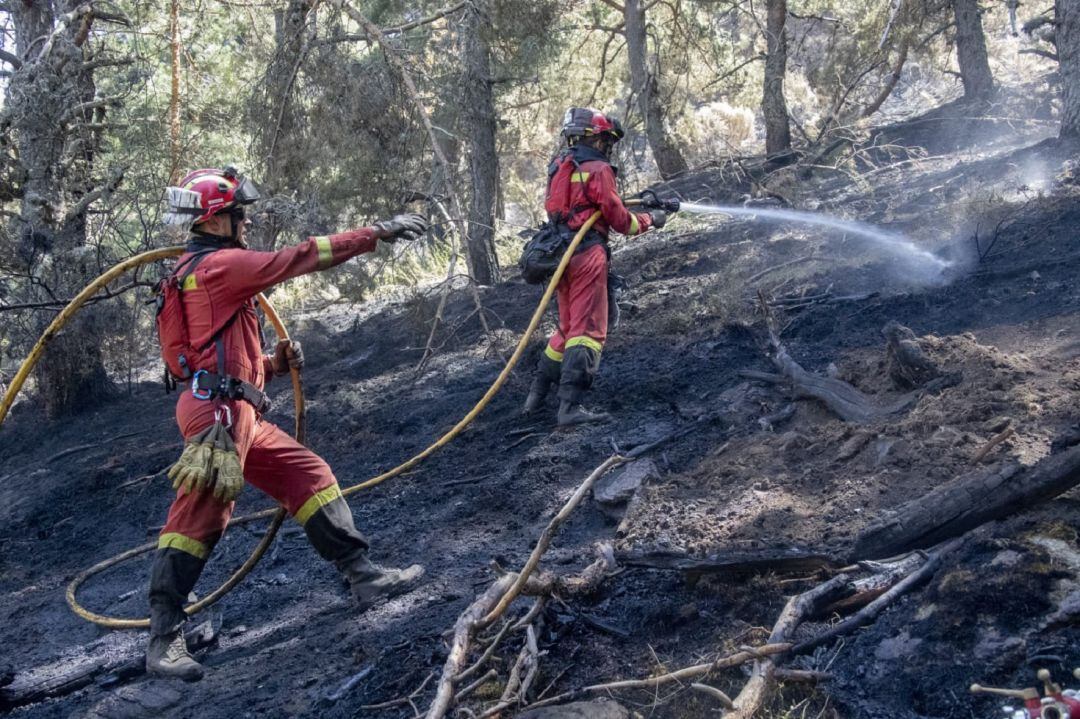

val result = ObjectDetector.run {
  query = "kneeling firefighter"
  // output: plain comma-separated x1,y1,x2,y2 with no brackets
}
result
523,108,675,426
147,168,426,681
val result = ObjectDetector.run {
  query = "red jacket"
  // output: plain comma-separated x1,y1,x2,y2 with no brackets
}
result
544,145,652,239
174,229,379,388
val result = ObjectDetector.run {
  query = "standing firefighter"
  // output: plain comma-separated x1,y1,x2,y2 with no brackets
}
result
148,168,427,680
523,108,672,426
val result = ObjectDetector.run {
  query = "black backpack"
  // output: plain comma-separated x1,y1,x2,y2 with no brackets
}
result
518,222,573,285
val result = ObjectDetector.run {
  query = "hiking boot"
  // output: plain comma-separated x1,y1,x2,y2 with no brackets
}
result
145,630,204,682
522,377,552,415
557,401,611,427
340,555,425,611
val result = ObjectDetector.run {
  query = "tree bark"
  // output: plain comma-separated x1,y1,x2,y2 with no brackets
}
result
762,0,793,157
168,0,182,184
624,0,688,179
952,0,995,100
458,0,501,286
8,1,114,417
251,0,315,250
1058,0,1080,138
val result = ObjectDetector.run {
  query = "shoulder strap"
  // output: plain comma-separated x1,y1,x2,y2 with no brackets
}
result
171,249,216,285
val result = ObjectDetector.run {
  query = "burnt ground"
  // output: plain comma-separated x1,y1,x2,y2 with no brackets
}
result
1,90,1080,719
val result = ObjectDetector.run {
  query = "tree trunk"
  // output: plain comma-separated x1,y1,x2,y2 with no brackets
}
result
952,0,995,100
1058,0,1080,138
251,0,315,250
168,0,182,184
624,0,688,179
762,0,792,157
458,0,501,286
8,1,114,417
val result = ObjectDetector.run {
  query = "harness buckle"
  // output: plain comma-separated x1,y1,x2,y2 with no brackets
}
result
191,370,212,400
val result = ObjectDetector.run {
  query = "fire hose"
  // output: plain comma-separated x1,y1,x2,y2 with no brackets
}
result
0,205,638,629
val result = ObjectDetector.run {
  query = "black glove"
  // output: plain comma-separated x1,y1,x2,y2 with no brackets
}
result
373,213,428,242
272,339,304,376
649,210,667,229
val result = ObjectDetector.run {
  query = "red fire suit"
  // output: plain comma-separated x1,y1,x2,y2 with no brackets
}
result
149,229,380,637
536,144,653,403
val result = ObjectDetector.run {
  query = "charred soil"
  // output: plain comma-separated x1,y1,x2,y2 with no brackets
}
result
1,97,1079,718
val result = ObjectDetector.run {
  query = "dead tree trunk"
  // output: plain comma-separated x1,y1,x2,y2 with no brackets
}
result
7,1,115,417
1058,0,1080,138
952,0,995,100
459,0,501,286
851,444,1080,560
624,0,689,179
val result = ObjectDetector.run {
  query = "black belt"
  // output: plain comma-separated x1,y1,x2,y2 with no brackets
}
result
191,370,272,414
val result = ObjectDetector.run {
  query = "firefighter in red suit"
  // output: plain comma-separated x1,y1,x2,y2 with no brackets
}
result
523,109,670,426
147,168,426,681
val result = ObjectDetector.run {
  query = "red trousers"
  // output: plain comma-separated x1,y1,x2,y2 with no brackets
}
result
158,393,338,560
546,243,608,359
544,243,608,401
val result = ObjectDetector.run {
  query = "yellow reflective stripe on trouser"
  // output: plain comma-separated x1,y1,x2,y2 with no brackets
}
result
158,532,209,560
544,345,564,362
628,213,640,235
314,236,333,269
570,172,590,183
295,483,343,526
565,336,603,353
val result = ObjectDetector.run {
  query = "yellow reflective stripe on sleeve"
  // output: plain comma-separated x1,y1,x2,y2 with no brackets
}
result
181,274,198,291
570,172,590,183
158,532,209,559
315,236,333,270
565,336,603,353
628,214,640,235
294,483,343,526
544,345,564,362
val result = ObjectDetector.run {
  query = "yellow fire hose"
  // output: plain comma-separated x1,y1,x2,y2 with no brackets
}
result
0,209,608,629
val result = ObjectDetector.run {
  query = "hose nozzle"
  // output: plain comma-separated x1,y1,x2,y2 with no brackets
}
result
638,189,681,214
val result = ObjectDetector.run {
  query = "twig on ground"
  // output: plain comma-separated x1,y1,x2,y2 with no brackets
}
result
971,427,1015,464
323,664,375,704
691,682,736,709
454,668,497,704
359,671,436,711
45,430,149,464
747,255,825,284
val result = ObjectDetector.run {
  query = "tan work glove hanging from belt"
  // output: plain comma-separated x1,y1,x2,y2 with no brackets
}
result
167,423,244,502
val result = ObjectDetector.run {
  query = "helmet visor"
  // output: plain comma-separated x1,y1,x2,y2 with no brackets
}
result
233,176,261,205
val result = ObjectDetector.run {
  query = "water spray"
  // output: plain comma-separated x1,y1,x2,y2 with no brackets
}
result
678,201,953,284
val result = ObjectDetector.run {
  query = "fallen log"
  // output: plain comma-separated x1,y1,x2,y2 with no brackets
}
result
794,537,963,655
818,552,926,616
851,444,1080,560
755,295,958,423
0,616,219,708
617,548,835,580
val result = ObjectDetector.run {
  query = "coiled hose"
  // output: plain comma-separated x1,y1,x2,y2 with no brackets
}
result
0,210,605,629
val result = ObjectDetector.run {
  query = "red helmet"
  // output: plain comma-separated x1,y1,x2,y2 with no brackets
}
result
561,107,625,142
164,167,260,226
